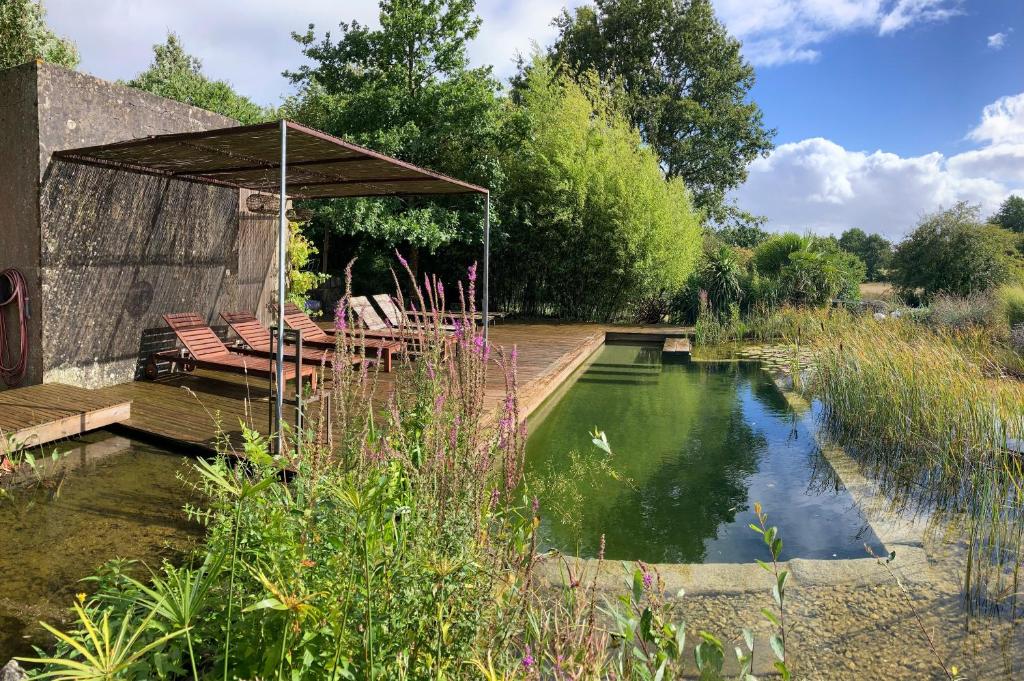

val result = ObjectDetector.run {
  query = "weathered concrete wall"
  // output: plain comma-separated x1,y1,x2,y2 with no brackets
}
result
0,63,44,390
31,64,276,387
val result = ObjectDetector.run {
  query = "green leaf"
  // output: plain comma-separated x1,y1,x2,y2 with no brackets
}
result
769,634,785,662
761,607,780,627
742,627,754,651
243,597,287,612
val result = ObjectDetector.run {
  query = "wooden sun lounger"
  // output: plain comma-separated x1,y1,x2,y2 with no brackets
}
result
148,312,317,390
376,293,501,325
219,311,360,369
276,304,403,370
283,302,442,357
372,294,457,332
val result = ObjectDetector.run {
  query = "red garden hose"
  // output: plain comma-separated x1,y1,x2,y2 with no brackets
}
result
0,268,29,387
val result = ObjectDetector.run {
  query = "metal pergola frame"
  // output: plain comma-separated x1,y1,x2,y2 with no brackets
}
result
56,119,490,454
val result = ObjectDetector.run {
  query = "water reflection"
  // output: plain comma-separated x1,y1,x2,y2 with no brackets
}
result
525,344,878,562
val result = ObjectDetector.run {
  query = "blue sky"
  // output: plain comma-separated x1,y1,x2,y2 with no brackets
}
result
44,0,1024,238
750,0,1023,157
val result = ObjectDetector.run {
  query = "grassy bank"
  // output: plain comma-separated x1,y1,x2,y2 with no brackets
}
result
810,318,1024,613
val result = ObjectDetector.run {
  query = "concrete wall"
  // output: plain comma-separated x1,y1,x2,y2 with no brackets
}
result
0,62,278,388
0,63,43,388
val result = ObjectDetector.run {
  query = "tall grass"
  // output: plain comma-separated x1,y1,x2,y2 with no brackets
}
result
811,318,1024,613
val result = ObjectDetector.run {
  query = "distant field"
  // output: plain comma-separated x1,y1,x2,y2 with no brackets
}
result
859,282,893,301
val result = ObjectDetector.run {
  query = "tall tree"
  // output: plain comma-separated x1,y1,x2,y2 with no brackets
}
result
990,194,1024,233
496,57,701,320
284,0,503,263
550,0,774,217
126,33,267,124
838,228,892,281
0,0,79,70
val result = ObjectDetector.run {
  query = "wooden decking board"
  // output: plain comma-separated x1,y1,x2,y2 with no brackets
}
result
0,383,131,453
662,337,692,355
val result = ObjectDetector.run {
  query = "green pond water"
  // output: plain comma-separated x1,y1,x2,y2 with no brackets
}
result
0,432,200,660
525,343,881,563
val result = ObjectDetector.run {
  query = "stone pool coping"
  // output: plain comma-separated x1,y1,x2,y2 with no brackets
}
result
535,354,935,595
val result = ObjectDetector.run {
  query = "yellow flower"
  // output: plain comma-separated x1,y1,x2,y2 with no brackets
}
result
76,593,86,604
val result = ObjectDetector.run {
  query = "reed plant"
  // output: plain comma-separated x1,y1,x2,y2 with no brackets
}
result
810,318,1024,614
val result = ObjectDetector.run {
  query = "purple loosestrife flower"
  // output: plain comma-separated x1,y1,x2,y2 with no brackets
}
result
643,572,653,590
522,646,535,670
396,251,408,269
334,302,347,332
467,262,477,283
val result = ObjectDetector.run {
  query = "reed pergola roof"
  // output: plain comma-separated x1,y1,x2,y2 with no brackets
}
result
54,119,488,199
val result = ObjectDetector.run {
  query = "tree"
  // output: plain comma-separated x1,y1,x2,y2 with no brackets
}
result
283,0,503,264
550,0,775,216
0,0,79,70
496,57,701,320
990,195,1024,233
838,228,892,281
126,33,267,124
891,203,1018,299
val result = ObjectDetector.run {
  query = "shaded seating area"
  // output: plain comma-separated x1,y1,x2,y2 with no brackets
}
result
149,313,317,390
56,119,490,449
221,311,399,372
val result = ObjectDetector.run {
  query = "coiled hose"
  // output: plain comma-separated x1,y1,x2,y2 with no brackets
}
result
0,268,29,386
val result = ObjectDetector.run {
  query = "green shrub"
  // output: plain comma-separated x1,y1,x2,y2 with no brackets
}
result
890,202,1020,299
753,233,808,276
779,244,864,306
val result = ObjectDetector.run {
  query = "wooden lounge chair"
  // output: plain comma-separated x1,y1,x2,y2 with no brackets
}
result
219,311,360,369
371,294,457,332
376,293,502,326
148,313,317,390
283,301,439,357
277,303,403,371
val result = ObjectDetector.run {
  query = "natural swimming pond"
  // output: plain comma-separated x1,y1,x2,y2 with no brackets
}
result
525,342,881,563
0,433,200,660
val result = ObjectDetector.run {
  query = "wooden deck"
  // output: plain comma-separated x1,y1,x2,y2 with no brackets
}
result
0,383,131,454
84,321,689,453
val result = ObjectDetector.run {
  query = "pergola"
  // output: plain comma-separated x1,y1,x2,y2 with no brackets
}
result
56,119,490,449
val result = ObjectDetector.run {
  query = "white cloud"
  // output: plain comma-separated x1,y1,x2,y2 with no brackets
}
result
731,93,1024,239
877,0,962,35
987,30,1010,49
714,0,962,67
968,93,1024,145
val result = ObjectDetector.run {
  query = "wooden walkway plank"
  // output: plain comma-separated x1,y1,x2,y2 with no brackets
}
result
0,384,131,453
